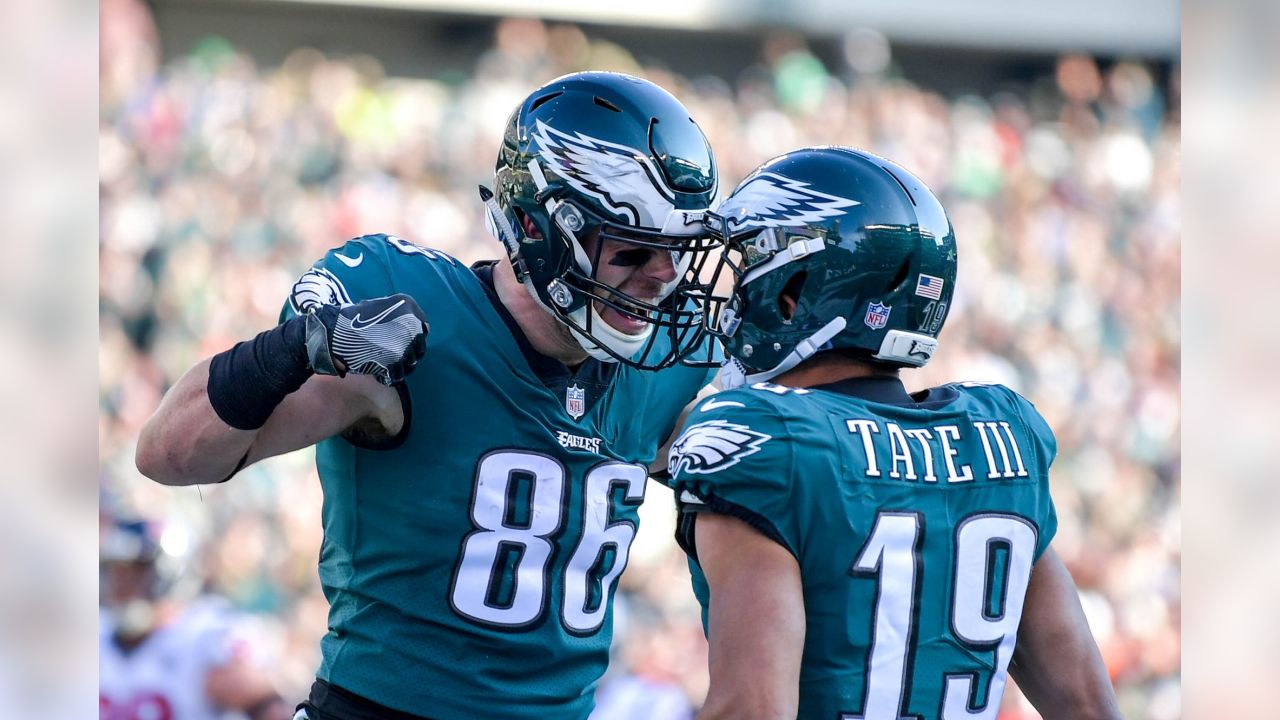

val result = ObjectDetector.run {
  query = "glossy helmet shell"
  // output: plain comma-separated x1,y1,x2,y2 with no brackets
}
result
487,71,719,368
712,146,957,375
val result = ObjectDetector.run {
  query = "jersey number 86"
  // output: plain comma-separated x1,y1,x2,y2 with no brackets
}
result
449,450,646,634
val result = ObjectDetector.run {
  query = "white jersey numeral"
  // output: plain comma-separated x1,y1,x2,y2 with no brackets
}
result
842,512,1037,719
563,463,647,633
941,516,1037,719
450,451,646,630
384,234,455,262
450,452,565,626
845,513,921,720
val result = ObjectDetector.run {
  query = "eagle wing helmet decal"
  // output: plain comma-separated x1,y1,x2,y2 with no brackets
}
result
717,171,860,232
667,419,772,476
532,119,679,229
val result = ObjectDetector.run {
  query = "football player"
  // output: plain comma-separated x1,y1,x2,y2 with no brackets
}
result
136,72,721,719
100,516,288,720
663,147,1121,720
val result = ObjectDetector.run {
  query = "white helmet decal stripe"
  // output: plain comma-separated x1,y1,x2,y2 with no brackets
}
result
718,171,860,231
532,119,678,229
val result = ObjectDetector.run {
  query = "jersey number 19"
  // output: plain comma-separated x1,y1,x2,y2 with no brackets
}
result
845,512,1038,720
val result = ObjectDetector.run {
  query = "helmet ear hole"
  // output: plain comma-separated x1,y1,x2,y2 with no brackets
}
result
887,255,913,293
515,208,543,240
779,270,808,322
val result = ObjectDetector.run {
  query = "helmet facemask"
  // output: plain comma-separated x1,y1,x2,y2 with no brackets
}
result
517,168,720,369
484,72,722,370
702,216,847,387
700,217,827,340
700,147,959,389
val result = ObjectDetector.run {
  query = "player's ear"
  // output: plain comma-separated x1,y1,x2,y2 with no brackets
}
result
519,210,543,239
779,294,798,322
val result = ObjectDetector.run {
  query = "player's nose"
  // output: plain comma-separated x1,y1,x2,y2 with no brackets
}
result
643,248,679,284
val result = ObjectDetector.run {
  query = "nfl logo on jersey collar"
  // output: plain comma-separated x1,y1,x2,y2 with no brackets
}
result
566,383,587,419
864,301,891,330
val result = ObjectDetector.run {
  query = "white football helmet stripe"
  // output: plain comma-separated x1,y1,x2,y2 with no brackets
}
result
532,119,680,230
718,171,859,232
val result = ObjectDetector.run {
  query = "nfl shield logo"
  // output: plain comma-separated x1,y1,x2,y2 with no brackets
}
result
565,384,586,420
864,301,891,330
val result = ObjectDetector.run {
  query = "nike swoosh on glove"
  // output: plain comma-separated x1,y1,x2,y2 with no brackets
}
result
304,294,429,386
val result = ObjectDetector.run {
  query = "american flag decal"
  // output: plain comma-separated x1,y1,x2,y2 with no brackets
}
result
915,274,944,300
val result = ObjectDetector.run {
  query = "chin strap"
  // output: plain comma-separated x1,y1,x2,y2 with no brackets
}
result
874,329,937,367
719,357,748,390
479,185,529,281
721,316,847,389
566,303,654,364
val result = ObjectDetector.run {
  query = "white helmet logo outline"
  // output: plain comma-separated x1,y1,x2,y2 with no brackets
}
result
532,119,679,229
717,171,860,232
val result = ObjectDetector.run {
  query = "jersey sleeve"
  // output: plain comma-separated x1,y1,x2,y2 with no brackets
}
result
663,389,800,559
277,234,464,450
278,233,463,322
1002,386,1060,560
279,235,397,322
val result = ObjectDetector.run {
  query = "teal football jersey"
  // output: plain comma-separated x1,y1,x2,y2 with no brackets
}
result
281,234,714,719
665,377,1058,720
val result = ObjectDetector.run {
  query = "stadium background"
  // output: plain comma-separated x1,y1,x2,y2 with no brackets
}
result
99,0,1181,717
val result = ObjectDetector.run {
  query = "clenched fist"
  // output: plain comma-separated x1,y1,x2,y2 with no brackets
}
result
305,294,429,386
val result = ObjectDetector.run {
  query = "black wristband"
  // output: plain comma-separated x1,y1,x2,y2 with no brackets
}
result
207,316,312,430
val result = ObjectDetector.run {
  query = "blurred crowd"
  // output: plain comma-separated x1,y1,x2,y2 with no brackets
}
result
99,0,1180,717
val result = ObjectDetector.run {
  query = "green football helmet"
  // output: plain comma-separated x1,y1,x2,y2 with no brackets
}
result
704,146,958,385
481,71,720,370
